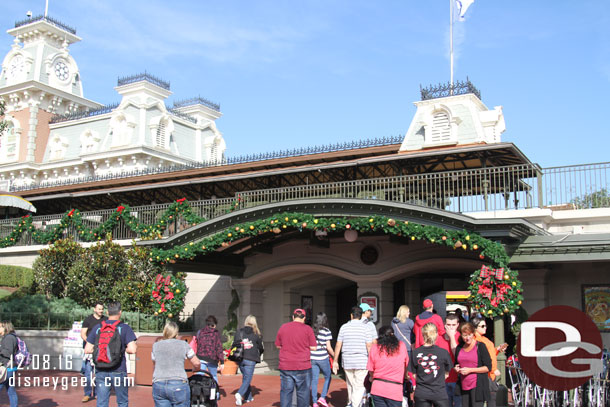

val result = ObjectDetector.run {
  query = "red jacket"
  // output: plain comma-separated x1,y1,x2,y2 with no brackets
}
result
413,311,446,348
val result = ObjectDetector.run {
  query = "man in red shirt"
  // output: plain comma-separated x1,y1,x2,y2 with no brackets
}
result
413,299,446,348
275,308,317,407
435,313,462,407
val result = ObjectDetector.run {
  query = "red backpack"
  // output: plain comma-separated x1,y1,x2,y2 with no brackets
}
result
93,320,123,369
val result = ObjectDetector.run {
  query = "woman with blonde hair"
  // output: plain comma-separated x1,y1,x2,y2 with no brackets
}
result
233,315,264,405
0,321,18,406
392,305,414,355
410,323,453,407
152,321,201,407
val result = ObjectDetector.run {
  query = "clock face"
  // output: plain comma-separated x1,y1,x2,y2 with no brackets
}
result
54,60,70,81
8,55,24,79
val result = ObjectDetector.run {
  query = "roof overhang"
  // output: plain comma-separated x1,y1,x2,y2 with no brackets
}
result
510,233,610,264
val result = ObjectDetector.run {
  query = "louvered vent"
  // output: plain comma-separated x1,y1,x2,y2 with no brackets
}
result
156,122,166,148
430,111,451,143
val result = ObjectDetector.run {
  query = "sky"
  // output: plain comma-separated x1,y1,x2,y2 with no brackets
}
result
1,1,609,168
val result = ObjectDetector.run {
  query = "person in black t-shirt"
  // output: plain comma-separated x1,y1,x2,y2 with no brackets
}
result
80,302,107,403
409,322,453,407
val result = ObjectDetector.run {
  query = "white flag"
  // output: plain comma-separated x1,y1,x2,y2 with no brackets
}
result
456,0,475,20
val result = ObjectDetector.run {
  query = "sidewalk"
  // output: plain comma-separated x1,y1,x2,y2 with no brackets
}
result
0,370,349,406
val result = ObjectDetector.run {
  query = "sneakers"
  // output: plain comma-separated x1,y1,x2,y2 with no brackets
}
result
313,404,319,407
82,395,92,403
235,392,243,406
317,397,329,407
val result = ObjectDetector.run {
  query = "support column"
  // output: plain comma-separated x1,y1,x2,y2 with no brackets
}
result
356,279,393,327
26,102,39,162
494,316,506,386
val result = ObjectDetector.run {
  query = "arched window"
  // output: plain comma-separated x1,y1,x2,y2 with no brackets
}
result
430,111,451,144
0,121,19,162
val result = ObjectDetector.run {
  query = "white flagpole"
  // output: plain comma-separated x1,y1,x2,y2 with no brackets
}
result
45,0,49,17
450,0,454,94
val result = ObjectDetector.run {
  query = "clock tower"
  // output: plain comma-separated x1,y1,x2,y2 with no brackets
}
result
0,15,100,166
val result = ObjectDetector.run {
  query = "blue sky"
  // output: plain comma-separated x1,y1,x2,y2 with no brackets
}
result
1,1,609,167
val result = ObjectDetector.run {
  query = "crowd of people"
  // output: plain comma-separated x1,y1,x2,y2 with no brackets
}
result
0,298,508,407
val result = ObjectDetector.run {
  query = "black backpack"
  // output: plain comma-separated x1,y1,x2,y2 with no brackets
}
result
92,320,123,369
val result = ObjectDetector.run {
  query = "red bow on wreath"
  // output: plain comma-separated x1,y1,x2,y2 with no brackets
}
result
176,198,186,204
68,209,75,217
480,265,504,282
117,205,125,213
153,274,173,313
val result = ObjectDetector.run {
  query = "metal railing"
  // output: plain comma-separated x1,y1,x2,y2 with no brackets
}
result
420,78,481,101
1,162,609,245
9,135,403,192
14,15,77,34
0,310,194,333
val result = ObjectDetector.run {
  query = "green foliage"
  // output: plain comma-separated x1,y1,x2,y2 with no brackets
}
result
0,265,34,288
572,188,610,209
33,238,84,298
0,199,205,248
33,237,171,314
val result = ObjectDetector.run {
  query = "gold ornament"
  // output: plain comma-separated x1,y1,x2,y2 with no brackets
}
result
517,300,522,305
293,219,298,224
240,228,245,233
227,233,232,237
387,219,396,227
462,244,467,250
330,223,336,228
504,274,509,280
473,244,478,250
512,282,517,286
168,313,173,318
314,219,319,224
176,289,180,293
465,235,470,241
249,225,255,230
454,241,462,248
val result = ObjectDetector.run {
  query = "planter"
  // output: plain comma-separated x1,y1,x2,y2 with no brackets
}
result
222,359,239,375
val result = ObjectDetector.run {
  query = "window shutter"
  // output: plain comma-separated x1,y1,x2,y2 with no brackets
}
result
430,111,451,143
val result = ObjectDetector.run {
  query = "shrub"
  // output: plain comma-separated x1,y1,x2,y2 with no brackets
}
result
0,265,34,288
33,238,84,298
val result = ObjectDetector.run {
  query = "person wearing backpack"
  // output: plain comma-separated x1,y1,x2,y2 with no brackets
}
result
195,315,224,383
0,320,19,407
85,301,137,407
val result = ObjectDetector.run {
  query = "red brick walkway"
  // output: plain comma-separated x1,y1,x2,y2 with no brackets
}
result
0,371,349,406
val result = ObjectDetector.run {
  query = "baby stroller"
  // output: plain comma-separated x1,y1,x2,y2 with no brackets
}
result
189,371,220,407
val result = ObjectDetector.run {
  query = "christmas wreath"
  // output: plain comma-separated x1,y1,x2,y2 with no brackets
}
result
468,265,523,318
151,273,188,318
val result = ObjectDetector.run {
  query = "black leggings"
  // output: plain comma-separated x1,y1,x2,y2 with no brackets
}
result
460,388,485,407
414,398,449,407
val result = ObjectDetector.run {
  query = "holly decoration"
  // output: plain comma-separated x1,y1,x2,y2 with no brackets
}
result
0,198,205,247
151,273,187,317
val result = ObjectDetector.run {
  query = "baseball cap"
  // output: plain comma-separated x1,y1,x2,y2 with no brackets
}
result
359,303,375,312
423,299,433,308
293,308,306,316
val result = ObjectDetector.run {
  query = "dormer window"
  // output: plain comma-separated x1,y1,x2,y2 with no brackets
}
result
430,111,451,144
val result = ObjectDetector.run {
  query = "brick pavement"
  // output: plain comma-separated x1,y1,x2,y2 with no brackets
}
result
0,370,349,406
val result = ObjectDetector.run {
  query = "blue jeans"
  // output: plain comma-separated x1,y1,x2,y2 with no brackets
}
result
152,379,190,407
81,358,95,397
371,394,402,407
200,361,218,383
310,359,332,400
95,370,129,407
446,382,462,407
280,369,311,407
238,359,256,401
1,369,18,407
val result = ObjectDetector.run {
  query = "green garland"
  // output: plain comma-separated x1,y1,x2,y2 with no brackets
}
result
0,197,523,316
0,198,204,248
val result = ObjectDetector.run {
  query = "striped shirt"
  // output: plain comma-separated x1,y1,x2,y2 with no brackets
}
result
310,328,333,360
337,319,373,369
362,317,378,340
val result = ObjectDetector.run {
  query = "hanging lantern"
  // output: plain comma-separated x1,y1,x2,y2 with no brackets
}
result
344,229,358,243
